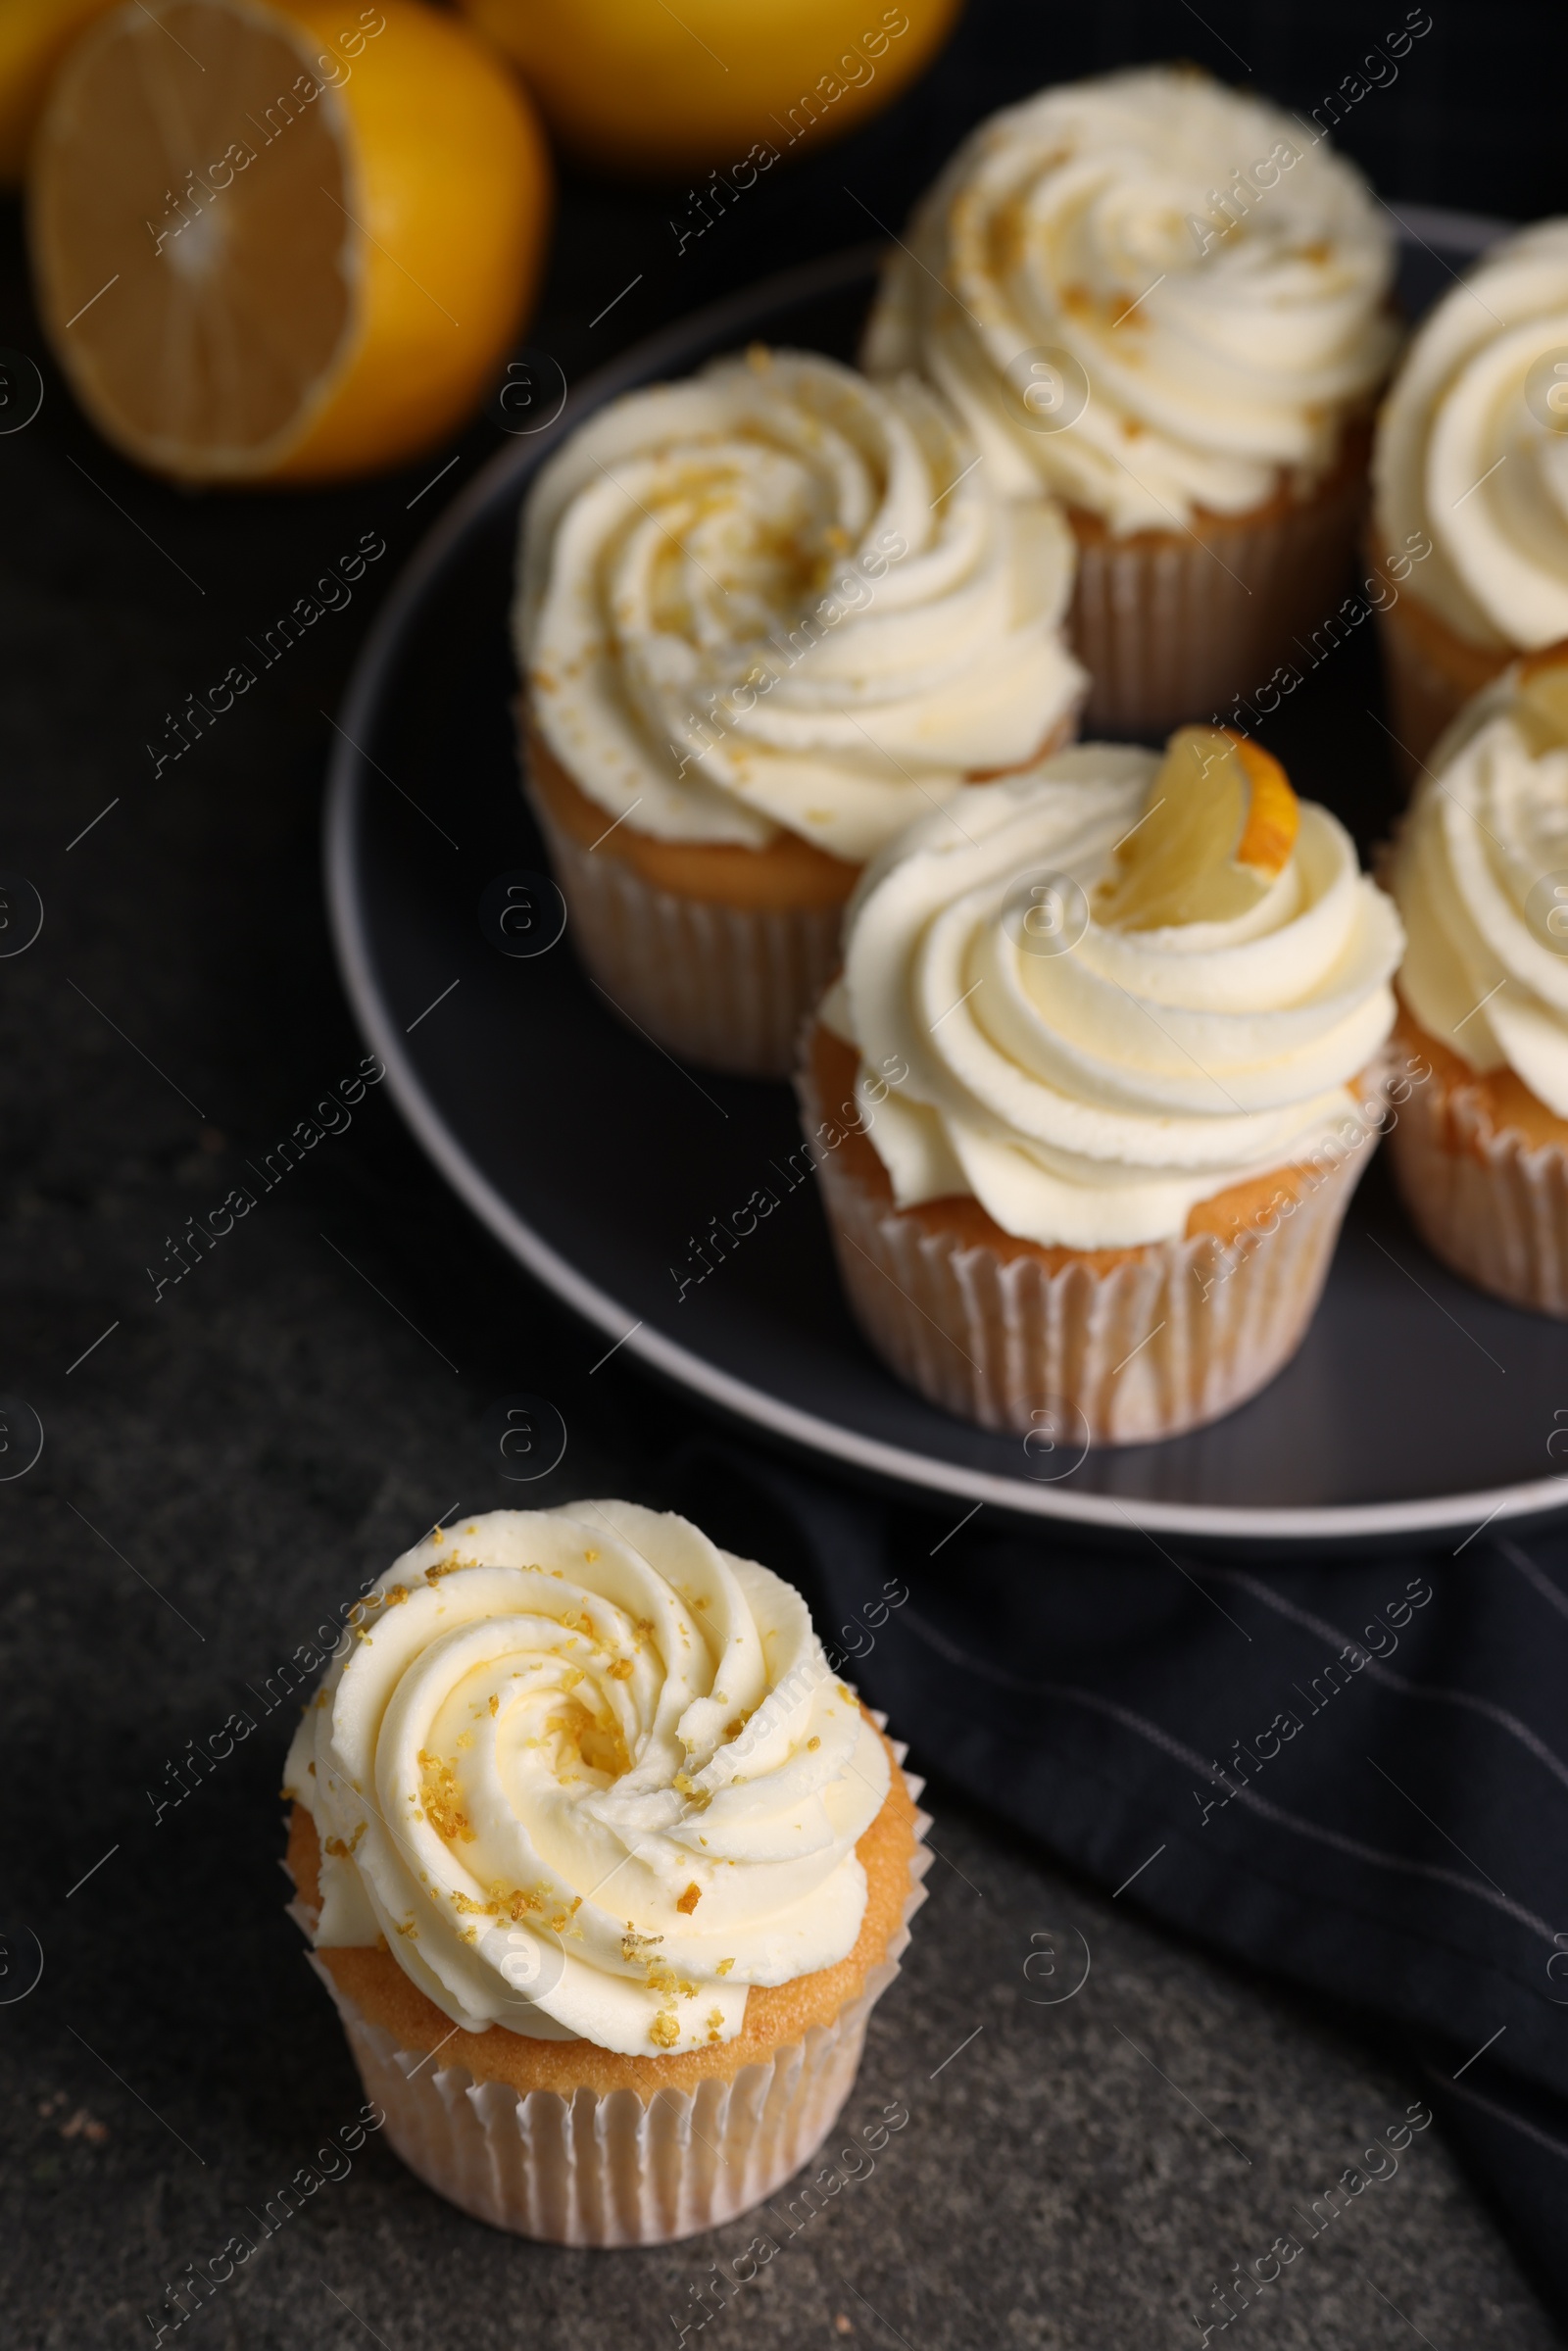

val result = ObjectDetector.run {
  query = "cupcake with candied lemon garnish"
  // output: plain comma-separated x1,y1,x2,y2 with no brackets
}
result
514,346,1085,1076
801,728,1403,1444
862,67,1398,734
1387,643,1568,1311
281,1503,928,2245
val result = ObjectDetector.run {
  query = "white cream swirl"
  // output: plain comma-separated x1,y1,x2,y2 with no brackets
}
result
1393,664,1568,1112
863,67,1397,535
826,747,1403,1248
283,1503,889,2057
515,347,1084,863
1374,220,1568,651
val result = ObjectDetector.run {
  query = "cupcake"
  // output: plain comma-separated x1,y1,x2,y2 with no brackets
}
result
1372,221,1568,775
801,728,1405,1444
862,67,1399,735
1385,643,1568,1311
281,1501,929,2245
514,346,1085,1076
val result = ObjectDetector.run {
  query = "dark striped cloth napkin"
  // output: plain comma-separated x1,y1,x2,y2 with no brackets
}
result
677,1441,1568,2323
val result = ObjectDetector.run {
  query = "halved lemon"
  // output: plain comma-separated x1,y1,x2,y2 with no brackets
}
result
28,0,550,483
1096,726,1300,932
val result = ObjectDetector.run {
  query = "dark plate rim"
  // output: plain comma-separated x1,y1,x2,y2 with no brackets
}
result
323,221,1568,1545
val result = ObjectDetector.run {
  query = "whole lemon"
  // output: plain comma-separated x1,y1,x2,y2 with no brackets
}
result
457,0,962,176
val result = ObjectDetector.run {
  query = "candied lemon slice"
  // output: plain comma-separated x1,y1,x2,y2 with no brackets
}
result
1516,642,1568,751
1095,726,1299,932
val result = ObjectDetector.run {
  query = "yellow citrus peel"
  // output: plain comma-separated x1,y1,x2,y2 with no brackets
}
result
0,0,119,186
456,0,960,176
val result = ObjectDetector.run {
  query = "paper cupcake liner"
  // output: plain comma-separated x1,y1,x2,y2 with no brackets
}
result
1069,450,1369,737
1371,565,1510,784
803,1064,1382,1445
314,1752,931,2247
529,784,846,1079
1387,1062,1568,1316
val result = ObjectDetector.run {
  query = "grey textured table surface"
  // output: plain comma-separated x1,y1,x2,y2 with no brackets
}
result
2,27,1564,2341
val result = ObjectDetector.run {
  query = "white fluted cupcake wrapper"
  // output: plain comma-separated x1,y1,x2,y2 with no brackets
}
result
806,1092,1377,1446
316,1754,931,2247
1388,1077,1568,1316
528,784,846,1080
1069,458,1368,737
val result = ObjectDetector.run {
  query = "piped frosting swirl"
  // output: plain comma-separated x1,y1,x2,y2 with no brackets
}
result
1392,649,1568,1113
863,67,1397,535
1374,220,1568,651
284,1504,889,2057
516,347,1084,863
